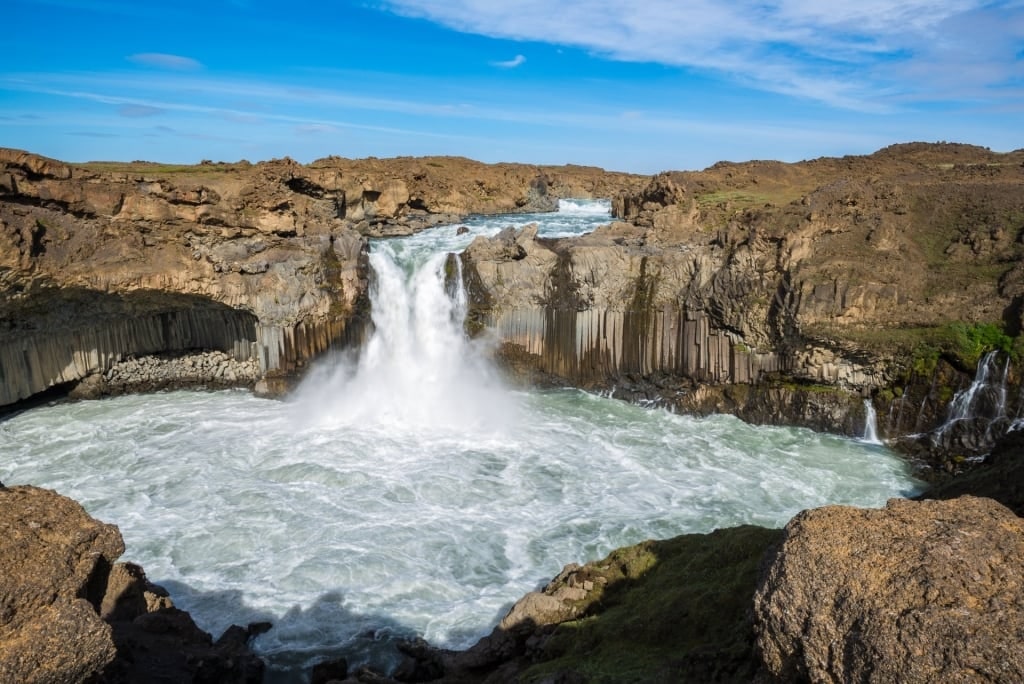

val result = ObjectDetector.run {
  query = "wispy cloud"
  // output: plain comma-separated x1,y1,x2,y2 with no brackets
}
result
295,123,338,135
118,104,164,117
127,53,202,71
491,54,526,68
379,0,1024,110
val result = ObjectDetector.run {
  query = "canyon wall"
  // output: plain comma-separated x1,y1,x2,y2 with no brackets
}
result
0,149,644,408
462,143,1024,454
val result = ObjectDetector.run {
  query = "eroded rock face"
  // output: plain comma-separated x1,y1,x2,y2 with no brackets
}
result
753,496,1024,683
0,484,264,683
0,149,644,409
462,143,1024,443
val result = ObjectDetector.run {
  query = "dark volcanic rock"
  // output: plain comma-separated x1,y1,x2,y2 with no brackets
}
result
920,429,1024,515
753,496,1024,683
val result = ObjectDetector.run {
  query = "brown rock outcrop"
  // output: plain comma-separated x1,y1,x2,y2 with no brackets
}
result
0,149,644,409
461,143,1024,443
0,485,123,683
753,496,1024,683
0,484,264,683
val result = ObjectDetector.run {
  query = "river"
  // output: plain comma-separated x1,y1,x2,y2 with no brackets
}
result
0,200,923,678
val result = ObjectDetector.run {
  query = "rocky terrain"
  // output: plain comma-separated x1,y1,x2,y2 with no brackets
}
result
5,143,1024,682
0,148,644,409
460,143,1024,465
0,482,265,683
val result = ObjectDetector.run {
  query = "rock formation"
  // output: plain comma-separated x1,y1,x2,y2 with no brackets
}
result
754,496,1024,683
0,484,264,683
460,143,1024,456
0,148,644,410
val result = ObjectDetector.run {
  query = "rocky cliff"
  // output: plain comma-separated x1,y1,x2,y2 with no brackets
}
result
461,143,1024,461
0,149,644,409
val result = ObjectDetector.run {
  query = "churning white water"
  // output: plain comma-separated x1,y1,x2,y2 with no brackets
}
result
0,199,923,678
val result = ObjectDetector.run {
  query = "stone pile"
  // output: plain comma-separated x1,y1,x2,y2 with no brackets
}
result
71,351,260,399
104,351,259,390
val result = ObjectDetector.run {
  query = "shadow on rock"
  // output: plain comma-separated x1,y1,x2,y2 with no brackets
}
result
159,580,428,684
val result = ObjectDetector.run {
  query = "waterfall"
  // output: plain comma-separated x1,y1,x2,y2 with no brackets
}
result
932,351,1013,453
861,399,882,445
292,242,516,433
939,352,1008,432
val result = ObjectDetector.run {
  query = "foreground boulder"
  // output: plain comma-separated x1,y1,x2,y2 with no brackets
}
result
754,496,1024,683
0,484,264,683
0,484,123,682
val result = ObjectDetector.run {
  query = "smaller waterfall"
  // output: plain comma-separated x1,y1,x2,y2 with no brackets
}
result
932,351,1013,453
939,351,1008,433
861,400,882,445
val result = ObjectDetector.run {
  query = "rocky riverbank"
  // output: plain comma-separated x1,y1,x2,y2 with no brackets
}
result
7,430,1021,683
460,143,1024,468
0,483,265,683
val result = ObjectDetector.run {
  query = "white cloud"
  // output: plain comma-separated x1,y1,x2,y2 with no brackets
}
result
127,53,203,71
491,54,526,68
379,0,1024,109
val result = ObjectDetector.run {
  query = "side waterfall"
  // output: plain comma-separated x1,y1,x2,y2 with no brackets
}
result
861,400,882,445
933,351,1013,454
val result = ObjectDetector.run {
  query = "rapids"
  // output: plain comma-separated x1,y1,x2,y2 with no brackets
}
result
0,200,924,678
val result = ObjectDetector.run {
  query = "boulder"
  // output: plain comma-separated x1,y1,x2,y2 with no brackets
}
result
0,485,123,683
0,484,265,683
753,496,1024,683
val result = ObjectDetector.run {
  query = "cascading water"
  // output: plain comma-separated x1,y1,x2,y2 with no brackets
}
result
934,351,1014,452
861,400,882,445
0,199,925,679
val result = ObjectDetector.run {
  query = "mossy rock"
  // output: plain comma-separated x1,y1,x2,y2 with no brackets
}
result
521,526,783,683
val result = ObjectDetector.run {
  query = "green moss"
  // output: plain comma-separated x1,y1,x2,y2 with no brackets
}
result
945,321,1014,366
521,526,783,684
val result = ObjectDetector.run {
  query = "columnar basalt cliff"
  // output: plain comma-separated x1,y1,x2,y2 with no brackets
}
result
461,143,1024,455
0,149,644,409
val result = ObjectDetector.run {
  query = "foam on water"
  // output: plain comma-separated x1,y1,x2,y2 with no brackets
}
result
0,199,924,678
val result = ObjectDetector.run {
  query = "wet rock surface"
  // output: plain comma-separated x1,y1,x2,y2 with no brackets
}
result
753,496,1024,683
0,485,264,683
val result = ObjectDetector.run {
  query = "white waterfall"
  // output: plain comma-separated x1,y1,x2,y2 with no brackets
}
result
293,242,516,434
938,351,1010,437
861,399,882,445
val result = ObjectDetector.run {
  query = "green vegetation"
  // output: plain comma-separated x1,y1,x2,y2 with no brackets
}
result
696,190,775,209
813,321,1020,375
520,526,782,683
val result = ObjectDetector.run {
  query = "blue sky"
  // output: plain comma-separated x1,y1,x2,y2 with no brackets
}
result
2,0,1022,173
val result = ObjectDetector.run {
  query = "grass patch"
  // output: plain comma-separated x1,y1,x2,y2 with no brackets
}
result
808,321,1019,374
696,190,776,209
